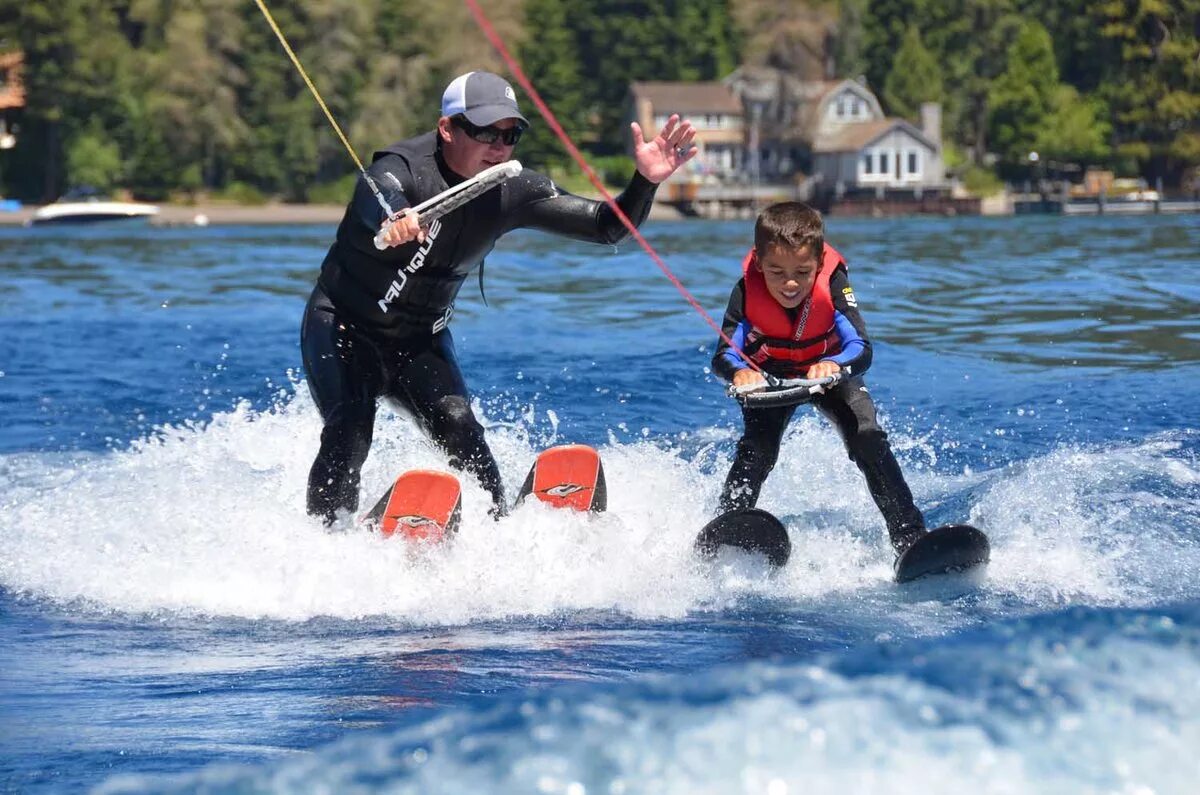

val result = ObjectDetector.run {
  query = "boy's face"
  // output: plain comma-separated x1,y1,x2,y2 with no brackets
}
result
756,243,820,309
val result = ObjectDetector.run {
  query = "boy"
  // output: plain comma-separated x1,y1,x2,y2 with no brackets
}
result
711,201,926,559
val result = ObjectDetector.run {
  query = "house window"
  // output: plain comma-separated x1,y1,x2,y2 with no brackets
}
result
863,153,873,175
836,98,845,118
907,151,920,175
879,152,889,174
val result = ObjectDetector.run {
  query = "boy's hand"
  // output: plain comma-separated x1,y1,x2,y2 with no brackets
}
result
806,361,841,380
732,369,767,389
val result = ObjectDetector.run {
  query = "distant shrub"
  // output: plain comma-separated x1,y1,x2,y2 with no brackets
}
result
214,181,269,206
66,127,123,194
306,173,358,204
587,154,635,185
963,166,1005,197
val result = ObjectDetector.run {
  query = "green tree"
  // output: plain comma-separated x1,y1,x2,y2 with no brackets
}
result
832,0,870,79
66,119,123,191
516,0,587,170
882,25,943,121
521,0,741,165
8,0,140,200
1089,0,1200,180
987,20,1060,167
921,0,1023,163
1034,85,1111,166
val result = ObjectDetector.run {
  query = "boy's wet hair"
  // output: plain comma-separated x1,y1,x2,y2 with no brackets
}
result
754,202,824,259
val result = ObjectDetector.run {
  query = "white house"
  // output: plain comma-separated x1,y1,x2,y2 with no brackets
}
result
721,68,946,192
810,80,943,190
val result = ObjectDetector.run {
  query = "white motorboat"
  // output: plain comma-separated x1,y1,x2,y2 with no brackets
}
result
29,197,160,226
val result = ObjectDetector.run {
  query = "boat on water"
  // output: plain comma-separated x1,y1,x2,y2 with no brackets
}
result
28,189,159,226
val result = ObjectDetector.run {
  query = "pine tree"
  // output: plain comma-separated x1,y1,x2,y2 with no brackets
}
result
988,19,1060,166
882,25,943,121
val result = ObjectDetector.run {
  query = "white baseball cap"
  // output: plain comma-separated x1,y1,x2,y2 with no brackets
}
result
441,71,529,127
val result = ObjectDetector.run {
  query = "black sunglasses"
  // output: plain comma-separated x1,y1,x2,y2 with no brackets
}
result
452,116,524,146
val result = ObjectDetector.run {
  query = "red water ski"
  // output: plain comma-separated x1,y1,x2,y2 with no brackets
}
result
363,470,462,542
516,444,607,512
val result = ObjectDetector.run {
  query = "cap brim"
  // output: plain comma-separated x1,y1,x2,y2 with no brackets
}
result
463,104,529,128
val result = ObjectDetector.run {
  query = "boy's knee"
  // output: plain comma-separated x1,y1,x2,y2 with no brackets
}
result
845,428,890,464
736,436,781,472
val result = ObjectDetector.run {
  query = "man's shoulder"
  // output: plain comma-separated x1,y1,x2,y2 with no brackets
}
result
503,167,562,204
371,131,437,164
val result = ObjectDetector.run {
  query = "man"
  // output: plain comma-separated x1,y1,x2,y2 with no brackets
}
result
302,70,696,524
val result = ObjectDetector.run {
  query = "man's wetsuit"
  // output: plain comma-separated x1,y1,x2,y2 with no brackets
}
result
303,131,658,522
711,262,924,552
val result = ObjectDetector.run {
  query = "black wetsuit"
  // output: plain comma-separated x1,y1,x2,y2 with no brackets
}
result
712,266,925,553
302,132,658,523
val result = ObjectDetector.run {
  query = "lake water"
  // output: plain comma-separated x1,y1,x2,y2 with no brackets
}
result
1,214,1199,793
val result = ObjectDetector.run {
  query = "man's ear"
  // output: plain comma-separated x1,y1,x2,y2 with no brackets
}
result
436,116,454,144
750,248,762,272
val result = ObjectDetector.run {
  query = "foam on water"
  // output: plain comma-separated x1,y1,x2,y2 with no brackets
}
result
2,392,1199,624
95,606,1200,795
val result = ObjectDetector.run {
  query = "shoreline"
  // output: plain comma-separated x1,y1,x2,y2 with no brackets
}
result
0,201,687,227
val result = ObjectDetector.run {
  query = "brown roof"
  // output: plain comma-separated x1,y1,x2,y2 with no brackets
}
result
0,51,24,111
629,81,742,114
813,119,935,153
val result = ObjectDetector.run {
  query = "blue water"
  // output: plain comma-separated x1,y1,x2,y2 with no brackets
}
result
2,214,1199,793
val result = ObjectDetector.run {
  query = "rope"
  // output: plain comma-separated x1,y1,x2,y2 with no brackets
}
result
462,0,760,371
252,0,395,217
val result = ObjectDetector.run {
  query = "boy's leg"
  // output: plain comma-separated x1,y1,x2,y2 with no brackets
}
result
389,329,507,517
814,377,924,554
301,287,383,525
718,403,796,514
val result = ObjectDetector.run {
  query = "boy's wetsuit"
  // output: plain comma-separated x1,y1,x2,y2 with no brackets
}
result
303,131,658,523
711,261,925,553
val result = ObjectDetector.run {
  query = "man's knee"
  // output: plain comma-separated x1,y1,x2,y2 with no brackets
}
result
319,405,374,469
431,395,483,440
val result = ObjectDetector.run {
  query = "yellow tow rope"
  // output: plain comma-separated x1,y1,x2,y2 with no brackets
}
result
252,0,395,216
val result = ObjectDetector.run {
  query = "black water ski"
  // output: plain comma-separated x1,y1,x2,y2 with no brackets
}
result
695,508,791,568
894,524,990,583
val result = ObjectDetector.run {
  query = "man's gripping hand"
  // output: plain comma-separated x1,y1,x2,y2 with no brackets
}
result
377,211,426,249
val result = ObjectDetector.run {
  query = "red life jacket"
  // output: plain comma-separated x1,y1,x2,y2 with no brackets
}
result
741,242,846,375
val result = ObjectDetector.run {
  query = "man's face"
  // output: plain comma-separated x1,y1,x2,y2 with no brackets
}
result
438,116,521,178
756,243,820,309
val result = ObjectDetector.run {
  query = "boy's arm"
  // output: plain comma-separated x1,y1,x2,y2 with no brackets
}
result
822,265,873,376
711,279,753,382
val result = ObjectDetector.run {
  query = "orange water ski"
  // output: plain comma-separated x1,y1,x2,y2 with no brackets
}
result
517,444,607,512
363,470,462,542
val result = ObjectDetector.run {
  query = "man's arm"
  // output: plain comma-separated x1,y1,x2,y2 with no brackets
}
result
711,280,753,382
344,155,419,253
499,114,694,244
502,170,659,245
348,156,411,229
822,265,873,376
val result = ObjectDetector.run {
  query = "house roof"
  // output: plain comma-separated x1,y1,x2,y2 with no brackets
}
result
629,81,742,114
813,118,937,153
0,51,24,111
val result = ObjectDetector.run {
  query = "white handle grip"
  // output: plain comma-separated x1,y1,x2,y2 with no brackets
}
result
372,161,523,251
